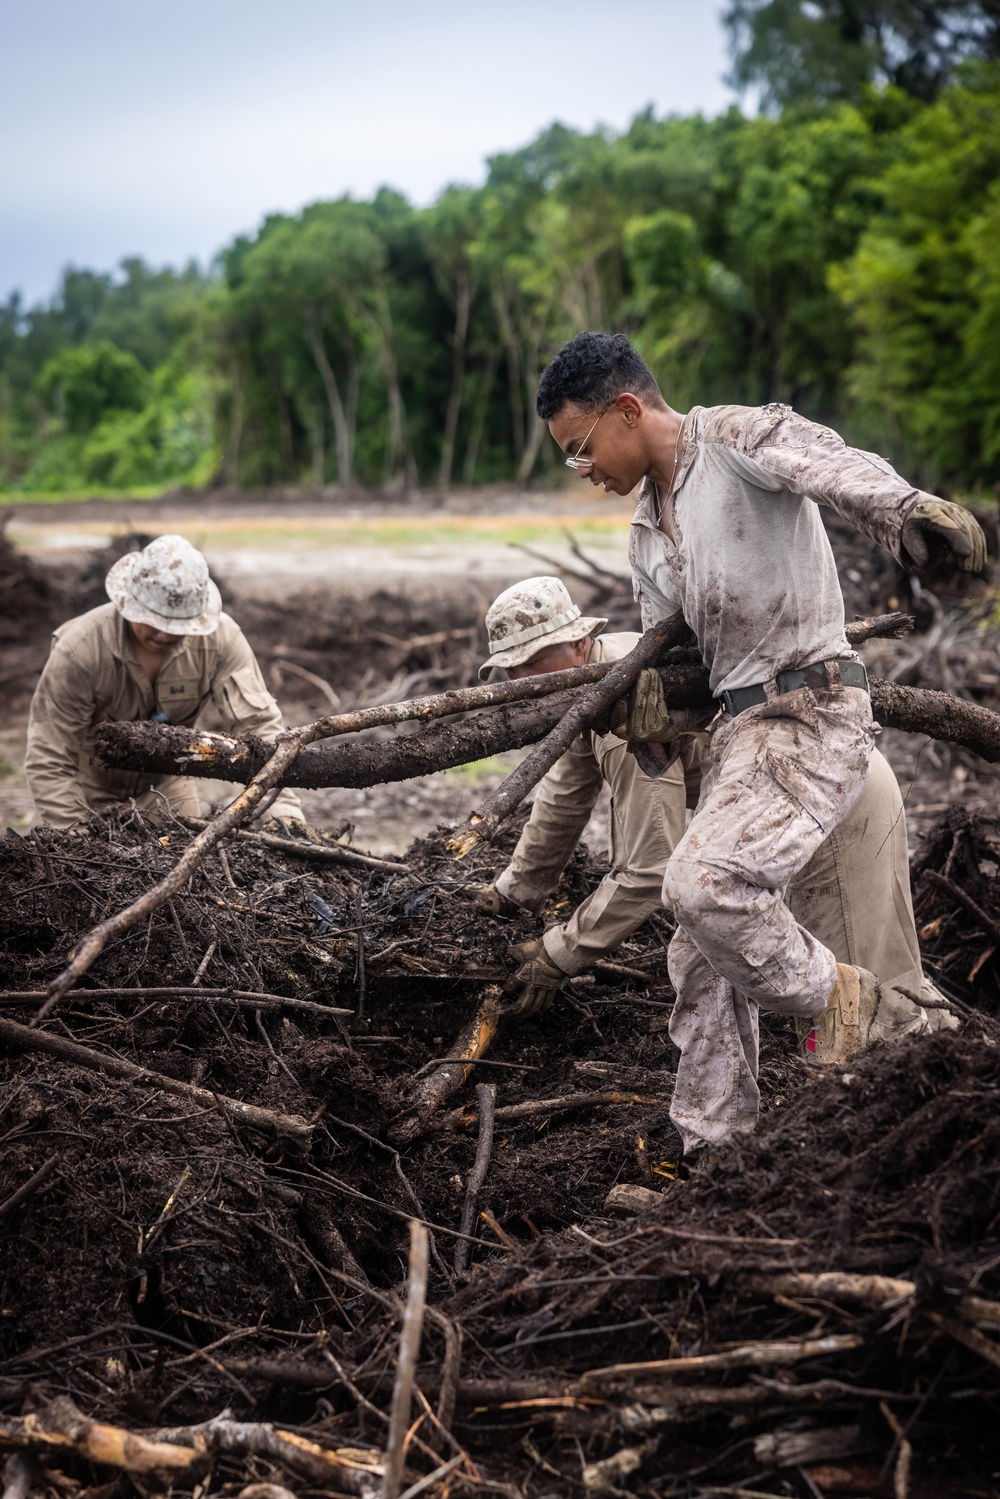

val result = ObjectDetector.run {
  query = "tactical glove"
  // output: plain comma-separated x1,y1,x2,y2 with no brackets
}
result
508,937,565,1018
901,498,987,573
471,884,523,918
610,668,676,743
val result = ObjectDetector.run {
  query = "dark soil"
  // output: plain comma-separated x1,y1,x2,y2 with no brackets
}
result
3,511,1000,1495
2,801,1000,1496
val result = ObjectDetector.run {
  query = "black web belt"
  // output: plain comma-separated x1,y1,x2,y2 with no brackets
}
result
720,658,869,717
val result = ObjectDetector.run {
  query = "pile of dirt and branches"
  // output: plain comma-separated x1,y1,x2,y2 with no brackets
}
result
2,801,1000,1496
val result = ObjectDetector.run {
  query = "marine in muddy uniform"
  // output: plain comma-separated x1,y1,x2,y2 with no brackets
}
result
535,332,985,1157
26,534,304,830
479,575,948,1039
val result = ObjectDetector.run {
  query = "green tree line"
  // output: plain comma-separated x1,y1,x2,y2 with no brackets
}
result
3,30,1000,494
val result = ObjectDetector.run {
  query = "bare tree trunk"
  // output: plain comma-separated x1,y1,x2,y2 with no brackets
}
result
516,414,548,485
346,361,360,481
306,399,325,488
304,317,352,485
374,294,412,490
223,375,245,486
492,288,525,463
462,354,497,485
268,362,295,480
438,272,472,494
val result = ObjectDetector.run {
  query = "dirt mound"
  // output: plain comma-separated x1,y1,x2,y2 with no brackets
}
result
2,803,999,1494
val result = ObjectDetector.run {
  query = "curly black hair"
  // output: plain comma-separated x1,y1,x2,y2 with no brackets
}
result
535,331,661,420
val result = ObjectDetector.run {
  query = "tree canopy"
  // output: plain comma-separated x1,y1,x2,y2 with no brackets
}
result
725,1,1000,108
2,63,1000,496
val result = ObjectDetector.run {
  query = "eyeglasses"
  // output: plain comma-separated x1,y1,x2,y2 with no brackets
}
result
564,401,613,472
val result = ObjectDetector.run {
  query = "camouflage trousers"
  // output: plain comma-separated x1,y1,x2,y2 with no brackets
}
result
662,685,874,1153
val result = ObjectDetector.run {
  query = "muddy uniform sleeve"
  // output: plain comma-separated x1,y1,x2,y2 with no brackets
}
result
495,734,604,914
210,621,305,823
627,524,684,631
736,406,923,563
25,641,97,828
541,737,686,976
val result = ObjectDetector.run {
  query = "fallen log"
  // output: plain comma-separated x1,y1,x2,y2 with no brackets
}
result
94,669,1000,786
93,614,1000,787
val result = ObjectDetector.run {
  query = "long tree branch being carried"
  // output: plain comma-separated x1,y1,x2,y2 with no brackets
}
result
93,613,916,793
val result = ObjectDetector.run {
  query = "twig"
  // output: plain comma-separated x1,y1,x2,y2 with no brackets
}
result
356,887,367,1021
0,1398,196,1474
0,1156,59,1222
191,939,216,984
397,1453,463,1499
454,1083,497,1275
425,1308,463,1448
0,987,351,1019
575,1334,864,1390
479,1208,518,1251
185,818,407,873
594,958,663,982
922,868,1000,945
150,1411,383,1494
434,1089,663,1132
747,1271,916,1308
382,1220,430,1499
0,1017,312,1146
927,1310,1000,1373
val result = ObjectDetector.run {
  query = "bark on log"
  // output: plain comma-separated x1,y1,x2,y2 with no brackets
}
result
95,665,1000,789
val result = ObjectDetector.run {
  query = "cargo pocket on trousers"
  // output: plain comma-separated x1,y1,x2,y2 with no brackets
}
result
765,748,837,838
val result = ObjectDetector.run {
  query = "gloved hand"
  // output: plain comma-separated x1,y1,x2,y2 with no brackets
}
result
508,937,565,1018
901,498,987,573
471,884,523,917
610,668,676,743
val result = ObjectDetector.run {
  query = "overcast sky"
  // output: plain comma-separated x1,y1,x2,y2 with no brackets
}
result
1,1,739,306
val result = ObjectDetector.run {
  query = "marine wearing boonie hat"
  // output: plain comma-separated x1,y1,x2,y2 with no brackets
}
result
105,534,222,637
478,576,607,680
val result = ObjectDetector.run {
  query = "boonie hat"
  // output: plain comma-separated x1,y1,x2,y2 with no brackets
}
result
105,534,222,636
479,576,607,680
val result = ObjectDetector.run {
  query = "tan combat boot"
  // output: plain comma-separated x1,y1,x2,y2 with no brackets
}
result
796,964,880,1065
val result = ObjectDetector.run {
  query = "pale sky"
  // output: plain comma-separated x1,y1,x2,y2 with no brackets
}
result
1,1,739,306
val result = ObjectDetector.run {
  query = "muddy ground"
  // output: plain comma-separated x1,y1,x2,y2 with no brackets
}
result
3,499,1000,1497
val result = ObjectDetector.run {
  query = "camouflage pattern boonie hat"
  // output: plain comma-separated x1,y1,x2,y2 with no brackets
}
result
106,534,222,636
479,576,607,680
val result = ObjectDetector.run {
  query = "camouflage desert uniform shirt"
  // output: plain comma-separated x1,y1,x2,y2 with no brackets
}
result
628,402,921,692
25,603,303,828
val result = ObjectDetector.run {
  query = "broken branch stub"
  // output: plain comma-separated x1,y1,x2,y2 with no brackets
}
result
392,986,505,1144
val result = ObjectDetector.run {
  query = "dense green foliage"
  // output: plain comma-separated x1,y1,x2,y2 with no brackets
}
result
725,1,1000,109
3,65,1000,495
